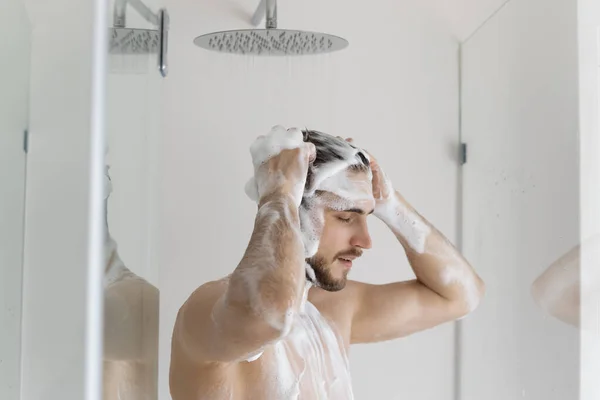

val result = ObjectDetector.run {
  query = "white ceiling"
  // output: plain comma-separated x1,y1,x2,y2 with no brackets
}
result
423,0,511,42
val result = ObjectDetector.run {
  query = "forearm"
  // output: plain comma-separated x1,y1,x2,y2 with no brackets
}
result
220,192,306,336
376,191,485,312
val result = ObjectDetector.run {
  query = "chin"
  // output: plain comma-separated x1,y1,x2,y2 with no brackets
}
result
315,270,349,292
318,279,347,292
306,256,349,292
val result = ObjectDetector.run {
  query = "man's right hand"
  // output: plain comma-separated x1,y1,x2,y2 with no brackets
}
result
253,127,316,207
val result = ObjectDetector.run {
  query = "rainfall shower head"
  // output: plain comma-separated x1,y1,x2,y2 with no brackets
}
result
193,0,348,56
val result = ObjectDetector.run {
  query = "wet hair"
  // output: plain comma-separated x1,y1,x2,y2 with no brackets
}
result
301,129,370,193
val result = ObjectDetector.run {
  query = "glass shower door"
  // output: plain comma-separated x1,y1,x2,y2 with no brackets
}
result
103,0,167,398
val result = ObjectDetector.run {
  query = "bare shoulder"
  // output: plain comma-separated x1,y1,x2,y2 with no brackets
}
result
171,277,230,358
170,277,234,397
181,277,230,308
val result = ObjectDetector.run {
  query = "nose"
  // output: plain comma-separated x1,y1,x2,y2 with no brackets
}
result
350,224,372,250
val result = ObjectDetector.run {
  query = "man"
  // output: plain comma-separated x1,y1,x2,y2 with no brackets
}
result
169,127,485,399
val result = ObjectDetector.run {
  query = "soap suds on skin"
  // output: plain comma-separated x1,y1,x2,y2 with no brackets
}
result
245,125,307,206
214,195,305,354
243,279,354,400
376,195,431,254
266,294,354,399
305,264,318,286
422,236,481,312
370,171,479,310
245,125,372,261
317,169,373,205
440,264,481,312
239,127,364,397
370,162,431,254
299,198,325,258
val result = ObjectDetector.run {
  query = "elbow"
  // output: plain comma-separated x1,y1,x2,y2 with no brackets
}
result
470,276,486,311
250,280,301,339
230,264,305,338
260,307,296,339
456,276,486,318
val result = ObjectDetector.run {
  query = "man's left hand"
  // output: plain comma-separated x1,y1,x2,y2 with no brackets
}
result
341,137,395,211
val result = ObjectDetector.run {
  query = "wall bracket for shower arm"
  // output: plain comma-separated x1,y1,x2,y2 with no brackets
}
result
114,0,160,28
109,0,170,77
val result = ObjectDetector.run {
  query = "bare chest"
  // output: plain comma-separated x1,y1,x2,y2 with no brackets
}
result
205,302,354,400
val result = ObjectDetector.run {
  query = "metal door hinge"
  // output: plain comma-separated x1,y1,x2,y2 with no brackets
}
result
460,142,467,165
23,129,29,153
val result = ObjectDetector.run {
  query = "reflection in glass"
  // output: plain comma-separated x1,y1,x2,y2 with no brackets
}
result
102,170,159,400
103,1,163,396
532,235,600,331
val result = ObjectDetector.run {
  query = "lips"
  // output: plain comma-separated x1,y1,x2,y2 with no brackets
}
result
337,254,358,268
336,249,362,268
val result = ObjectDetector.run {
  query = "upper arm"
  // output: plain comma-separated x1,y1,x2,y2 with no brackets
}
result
348,280,472,344
173,280,281,364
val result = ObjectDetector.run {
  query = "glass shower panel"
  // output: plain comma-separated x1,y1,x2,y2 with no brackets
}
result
103,0,166,398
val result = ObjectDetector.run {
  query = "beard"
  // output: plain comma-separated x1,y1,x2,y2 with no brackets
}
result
305,248,362,292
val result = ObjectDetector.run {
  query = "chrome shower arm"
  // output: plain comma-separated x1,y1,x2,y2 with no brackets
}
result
266,0,277,29
251,0,277,29
114,0,160,28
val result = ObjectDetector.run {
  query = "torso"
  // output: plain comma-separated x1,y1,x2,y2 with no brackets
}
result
170,283,355,400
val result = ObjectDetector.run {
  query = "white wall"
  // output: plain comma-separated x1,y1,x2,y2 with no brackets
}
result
0,0,30,398
460,0,580,399
422,0,511,41
19,0,106,399
159,0,460,399
578,0,600,398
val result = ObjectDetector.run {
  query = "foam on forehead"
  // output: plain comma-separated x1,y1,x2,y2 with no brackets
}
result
317,169,373,205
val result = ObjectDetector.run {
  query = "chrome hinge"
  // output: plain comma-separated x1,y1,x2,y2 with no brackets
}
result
23,129,29,153
460,142,467,165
